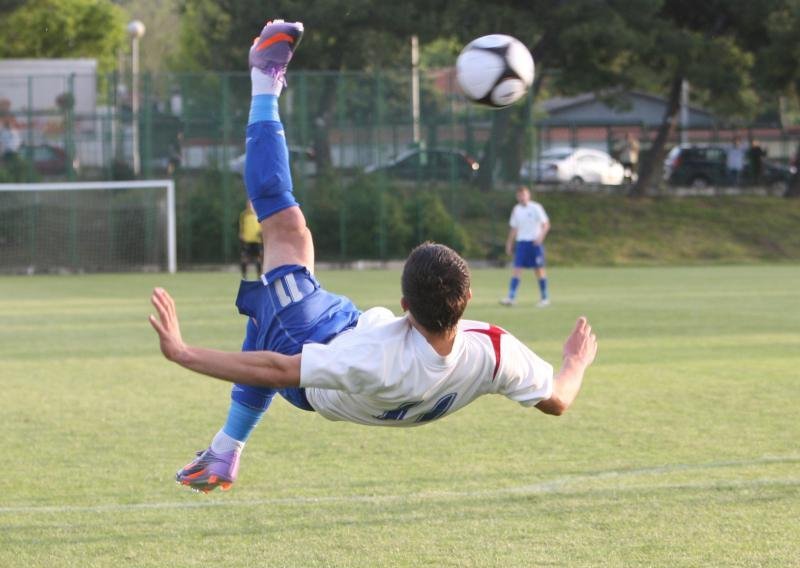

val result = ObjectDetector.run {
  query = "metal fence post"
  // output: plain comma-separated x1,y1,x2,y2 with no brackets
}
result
25,76,35,182
221,74,232,262
66,74,76,181
142,72,153,178
376,71,387,260
336,73,347,259
297,72,309,217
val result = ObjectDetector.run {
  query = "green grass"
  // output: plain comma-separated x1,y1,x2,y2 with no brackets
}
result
1,266,799,567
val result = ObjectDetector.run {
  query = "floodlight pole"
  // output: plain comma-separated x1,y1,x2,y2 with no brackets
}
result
127,20,146,176
411,35,421,145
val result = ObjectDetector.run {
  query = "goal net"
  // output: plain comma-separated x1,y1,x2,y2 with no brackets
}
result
0,180,176,274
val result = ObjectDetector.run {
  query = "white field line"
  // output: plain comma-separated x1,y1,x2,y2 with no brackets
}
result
1,455,798,516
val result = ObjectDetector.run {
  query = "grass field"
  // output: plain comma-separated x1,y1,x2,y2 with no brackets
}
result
1,265,799,567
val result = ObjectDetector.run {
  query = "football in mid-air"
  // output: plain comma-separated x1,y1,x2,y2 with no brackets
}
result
455,34,534,108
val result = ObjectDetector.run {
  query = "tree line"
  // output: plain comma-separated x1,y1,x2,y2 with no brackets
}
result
2,0,800,196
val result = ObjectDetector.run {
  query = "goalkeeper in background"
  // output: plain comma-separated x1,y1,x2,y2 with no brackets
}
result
238,200,262,279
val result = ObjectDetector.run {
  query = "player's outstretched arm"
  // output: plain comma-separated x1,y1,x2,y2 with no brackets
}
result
536,316,597,416
148,288,300,388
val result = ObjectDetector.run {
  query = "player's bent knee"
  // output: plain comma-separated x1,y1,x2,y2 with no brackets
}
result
263,206,307,235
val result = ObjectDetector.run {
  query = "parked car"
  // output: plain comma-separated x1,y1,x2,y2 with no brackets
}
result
663,144,796,190
19,144,80,175
364,148,480,182
229,145,316,177
520,147,625,185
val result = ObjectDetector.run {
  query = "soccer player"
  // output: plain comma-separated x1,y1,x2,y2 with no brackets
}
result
500,186,551,307
149,20,598,494
238,201,263,279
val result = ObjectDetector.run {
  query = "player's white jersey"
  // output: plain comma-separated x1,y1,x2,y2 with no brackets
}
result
300,307,553,426
509,201,549,242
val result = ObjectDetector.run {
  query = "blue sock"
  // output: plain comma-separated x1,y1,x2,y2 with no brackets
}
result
509,277,520,299
222,398,271,442
248,94,281,125
245,95,298,221
538,278,548,300
219,315,275,443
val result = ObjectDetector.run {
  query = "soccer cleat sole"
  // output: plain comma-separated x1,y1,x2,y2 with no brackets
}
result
175,471,234,493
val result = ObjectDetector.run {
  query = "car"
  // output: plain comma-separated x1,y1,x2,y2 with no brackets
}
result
663,144,797,190
229,146,316,178
19,144,80,176
364,148,480,182
520,147,625,185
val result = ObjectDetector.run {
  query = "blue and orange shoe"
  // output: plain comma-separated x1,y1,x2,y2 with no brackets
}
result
175,447,240,493
249,19,304,85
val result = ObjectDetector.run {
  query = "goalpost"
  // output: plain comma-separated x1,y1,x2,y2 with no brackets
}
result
0,180,177,274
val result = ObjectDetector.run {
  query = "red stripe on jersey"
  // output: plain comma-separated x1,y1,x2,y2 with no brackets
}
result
465,325,506,380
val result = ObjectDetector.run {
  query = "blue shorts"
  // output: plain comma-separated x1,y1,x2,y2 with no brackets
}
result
514,241,545,269
235,264,361,410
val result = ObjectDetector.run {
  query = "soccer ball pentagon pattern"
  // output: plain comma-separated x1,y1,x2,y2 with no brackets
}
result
456,34,535,108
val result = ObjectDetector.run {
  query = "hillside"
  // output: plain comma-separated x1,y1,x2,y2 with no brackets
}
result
459,191,800,266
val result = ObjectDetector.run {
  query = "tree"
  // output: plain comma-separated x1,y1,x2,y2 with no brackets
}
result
629,1,776,197
0,0,126,73
757,0,800,197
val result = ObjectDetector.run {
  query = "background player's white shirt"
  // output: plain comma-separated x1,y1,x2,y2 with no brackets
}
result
300,307,553,426
509,202,549,242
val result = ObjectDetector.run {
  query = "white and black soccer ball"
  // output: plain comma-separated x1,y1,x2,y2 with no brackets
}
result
456,34,534,108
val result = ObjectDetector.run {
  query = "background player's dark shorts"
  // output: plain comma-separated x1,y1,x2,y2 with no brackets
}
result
240,241,262,260
514,241,545,269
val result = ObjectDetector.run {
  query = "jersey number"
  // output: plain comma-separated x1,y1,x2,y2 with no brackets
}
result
375,393,457,423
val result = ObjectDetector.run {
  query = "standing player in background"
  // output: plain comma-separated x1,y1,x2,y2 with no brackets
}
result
150,19,597,494
238,201,263,279
501,186,551,307
619,132,640,183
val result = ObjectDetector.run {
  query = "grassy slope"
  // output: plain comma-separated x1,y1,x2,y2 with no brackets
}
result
457,192,800,265
1,267,798,567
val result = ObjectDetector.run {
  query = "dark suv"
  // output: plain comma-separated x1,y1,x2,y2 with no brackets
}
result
364,148,480,182
663,145,795,190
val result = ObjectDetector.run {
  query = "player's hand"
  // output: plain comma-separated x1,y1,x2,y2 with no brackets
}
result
148,287,187,363
505,243,513,256
562,316,598,369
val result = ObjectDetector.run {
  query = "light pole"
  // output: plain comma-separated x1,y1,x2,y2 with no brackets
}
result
127,20,146,176
411,35,421,146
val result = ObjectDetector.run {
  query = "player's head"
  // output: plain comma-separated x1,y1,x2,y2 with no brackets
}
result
516,186,531,204
401,242,471,334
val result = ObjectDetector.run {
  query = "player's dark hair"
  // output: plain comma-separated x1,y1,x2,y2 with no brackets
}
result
402,242,471,333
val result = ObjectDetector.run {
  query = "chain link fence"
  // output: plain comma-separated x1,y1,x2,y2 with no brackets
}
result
2,69,798,265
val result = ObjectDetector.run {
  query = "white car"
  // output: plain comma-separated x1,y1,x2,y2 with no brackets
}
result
520,147,625,185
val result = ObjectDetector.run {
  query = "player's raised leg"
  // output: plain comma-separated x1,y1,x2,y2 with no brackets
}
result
176,19,306,493
245,19,312,272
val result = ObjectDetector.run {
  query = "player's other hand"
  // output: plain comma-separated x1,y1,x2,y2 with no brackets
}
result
562,316,598,369
149,287,187,363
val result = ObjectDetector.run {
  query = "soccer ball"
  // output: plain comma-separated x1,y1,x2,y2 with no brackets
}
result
455,34,534,108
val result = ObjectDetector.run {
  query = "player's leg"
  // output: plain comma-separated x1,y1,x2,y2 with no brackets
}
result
501,267,522,306
255,244,263,276
244,20,313,272
500,242,526,306
175,317,261,492
231,18,311,444
534,245,549,307
176,20,306,493
239,241,249,279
